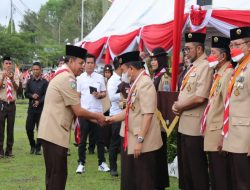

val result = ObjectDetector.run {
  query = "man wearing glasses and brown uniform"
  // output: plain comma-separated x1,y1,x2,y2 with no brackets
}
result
0,56,19,158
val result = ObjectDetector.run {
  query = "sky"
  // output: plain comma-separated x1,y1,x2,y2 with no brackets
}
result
0,0,48,31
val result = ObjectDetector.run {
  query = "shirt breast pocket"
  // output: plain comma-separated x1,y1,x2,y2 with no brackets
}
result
208,122,223,131
232,117,250,127
186,76,197,94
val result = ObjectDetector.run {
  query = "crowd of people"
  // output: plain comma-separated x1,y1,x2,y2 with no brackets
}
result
0,25,249,190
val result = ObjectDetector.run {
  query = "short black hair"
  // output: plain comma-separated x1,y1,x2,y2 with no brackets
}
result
128,61,145,70
193,42,205,52
113,57,120,70
218,48,231,61
86,54,96,63
32,62,42,68
2,56,11,62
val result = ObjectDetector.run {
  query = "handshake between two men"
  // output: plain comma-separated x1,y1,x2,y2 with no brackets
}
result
71,104,125,127
92,112,125,127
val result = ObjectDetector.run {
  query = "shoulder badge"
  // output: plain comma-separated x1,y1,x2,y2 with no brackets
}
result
69,79,76,89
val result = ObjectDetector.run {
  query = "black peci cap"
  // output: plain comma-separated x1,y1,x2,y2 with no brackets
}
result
185,32,206,43
66,45,87,60
211,36,230,50
149,47,168,57
230,26,250,41
116,51,141,64
116,51,144,68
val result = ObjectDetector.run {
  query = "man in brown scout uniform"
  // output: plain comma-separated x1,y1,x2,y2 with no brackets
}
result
222,26,250,190
0,56,19,158
172,32,213,190
106,51,163,190
37,45,106,190
201,36,233,190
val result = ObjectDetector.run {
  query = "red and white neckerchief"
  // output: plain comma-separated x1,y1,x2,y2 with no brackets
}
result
123,70,145,151
154,68,166,79
222,54,250,137
51,67,69,80
201,64,233,135
6,77,13,103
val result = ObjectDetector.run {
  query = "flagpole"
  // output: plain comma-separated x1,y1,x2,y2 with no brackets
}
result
171,0,185,91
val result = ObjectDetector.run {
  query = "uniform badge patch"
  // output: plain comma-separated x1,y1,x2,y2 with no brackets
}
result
70,81,76,89
130,104,135,111
234,88,240,96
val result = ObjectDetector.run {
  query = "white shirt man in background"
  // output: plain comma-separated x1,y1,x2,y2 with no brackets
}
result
76,54,110,174
107,57,129,177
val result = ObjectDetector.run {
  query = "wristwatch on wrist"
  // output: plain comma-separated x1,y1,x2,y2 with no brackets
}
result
137,136,144,143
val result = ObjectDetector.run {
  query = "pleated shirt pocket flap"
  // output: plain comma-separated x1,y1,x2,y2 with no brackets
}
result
182,111,200,117
232,117,250,127
209,122,223,131
60,118,72,132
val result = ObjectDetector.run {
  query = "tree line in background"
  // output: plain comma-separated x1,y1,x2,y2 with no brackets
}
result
0,0,108,68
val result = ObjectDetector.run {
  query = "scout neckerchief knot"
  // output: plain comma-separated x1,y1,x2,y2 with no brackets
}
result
201,64,233,135
6,77,13,103
154,68,166,79
124,70,145,151
222,54,250,138
180,64,196,91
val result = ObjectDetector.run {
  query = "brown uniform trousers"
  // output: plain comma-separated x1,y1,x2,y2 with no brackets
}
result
0,101,16,155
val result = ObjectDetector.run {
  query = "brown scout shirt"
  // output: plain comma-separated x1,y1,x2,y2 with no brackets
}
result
0,71,19,101
223,56,250,153
37,67,80,148
178,53,213,136
120,74,163,154
204,62,233,151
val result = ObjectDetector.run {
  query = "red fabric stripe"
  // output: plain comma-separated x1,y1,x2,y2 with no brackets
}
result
212,10,250,27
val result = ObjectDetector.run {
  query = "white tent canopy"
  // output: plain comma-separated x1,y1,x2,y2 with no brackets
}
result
76,0,250,62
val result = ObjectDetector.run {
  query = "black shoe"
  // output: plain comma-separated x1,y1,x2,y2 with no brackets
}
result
5,151,14,157
89,150,95,155
0,154,4,159
35,149,41,155
30,147,35,154
110,170,118,177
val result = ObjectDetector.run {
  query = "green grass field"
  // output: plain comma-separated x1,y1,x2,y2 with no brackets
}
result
0,100,178,190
